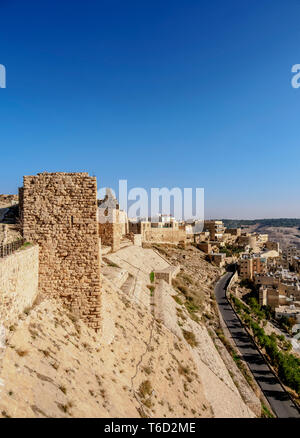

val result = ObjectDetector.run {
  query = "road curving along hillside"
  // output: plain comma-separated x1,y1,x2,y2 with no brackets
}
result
215,272,300,418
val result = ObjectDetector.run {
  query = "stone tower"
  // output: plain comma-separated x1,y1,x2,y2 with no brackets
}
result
19,172,101,330
98,188,122,252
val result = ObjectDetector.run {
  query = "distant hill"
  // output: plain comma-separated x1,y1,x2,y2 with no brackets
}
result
221,219,300,249
223,219,300,229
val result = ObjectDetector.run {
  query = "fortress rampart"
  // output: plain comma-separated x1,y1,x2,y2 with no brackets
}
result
0,244,39,328
19,172,101,330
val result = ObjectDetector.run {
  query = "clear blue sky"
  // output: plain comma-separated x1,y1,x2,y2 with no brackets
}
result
0,0,300,219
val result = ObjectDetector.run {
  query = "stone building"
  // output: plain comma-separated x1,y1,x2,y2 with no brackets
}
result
0,194,18,207
209,252,226,267
265,240,280,252
197,242,212,254
129,220,151,234
142,227,186,245
239,257,254,280
259,285,286,309
97,188,122,252
239,255,266,280
194,231,210,243
282,246,300,263
225,227,241,237
19,172,101,330
292,257,300,274
237,234,259,251
203,220,226,240
119,209,129,236
129,218,185,245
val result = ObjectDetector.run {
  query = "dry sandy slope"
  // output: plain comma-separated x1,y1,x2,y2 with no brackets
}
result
105,245,257,417
0,244,257,418
154,278,258,417
0,279,210,418
150,244,261,416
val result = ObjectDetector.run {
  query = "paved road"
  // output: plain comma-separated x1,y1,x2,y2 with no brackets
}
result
215,272,300,418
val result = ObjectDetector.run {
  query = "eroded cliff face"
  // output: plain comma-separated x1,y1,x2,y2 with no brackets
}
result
0,244,259,418
0,286,211,418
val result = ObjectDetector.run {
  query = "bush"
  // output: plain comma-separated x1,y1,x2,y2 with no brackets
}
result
138,380,152,398
182,329,198,348
172,295,183,305
184,300,199,315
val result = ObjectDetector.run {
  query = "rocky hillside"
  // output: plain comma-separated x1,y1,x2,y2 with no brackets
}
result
224,219,300,249
0,243,262,418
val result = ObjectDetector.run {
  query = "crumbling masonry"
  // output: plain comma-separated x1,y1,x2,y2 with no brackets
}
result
98,189,122,252
19,172,101,330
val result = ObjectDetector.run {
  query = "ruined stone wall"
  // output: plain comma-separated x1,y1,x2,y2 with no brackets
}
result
98,208,121,252
98,222,121,252
0,245,39,328
18,187,24,217
119,210,129,236
133,234,142,247
154,265,180,285
0,194,18,207
129,222,141,234
267,289,280,310
126,232,142,246
197,242,212,254
143,228,186,245
20,173,101,330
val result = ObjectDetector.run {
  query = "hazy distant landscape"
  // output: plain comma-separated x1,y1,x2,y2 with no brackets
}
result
223,219,300,249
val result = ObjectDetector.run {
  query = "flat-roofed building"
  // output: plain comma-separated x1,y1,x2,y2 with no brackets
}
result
203,220,226,240
275,305,300,324
283,246,300,262
237,234,259,251
225,228,241,237
129,220,151,234
239,254,266,280
239,256,253,280
259,285,287,309
292,256,300,274
211,252,226,267
265,241,280,252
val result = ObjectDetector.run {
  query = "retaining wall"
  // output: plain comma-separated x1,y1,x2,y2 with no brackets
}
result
0,245,39,328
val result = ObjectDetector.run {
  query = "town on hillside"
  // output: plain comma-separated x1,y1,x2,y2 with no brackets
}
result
0,172,299,420
1,174,300,342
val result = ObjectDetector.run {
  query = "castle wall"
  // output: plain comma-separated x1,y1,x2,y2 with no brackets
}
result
119,210,129,236
20,172,101,330
98,222,122,252
154,265,180,285
126,232,142,246
143,228,186,245
98,208,121,252
0,245,39,328
197,242,212,254
0,194,18,207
